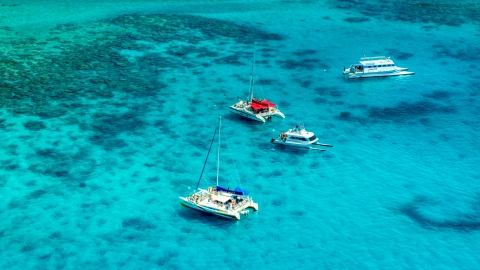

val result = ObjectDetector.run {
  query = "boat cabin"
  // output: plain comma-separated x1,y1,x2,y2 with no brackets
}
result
287,135,317,141
206,186,250,211
280,124,318,143
357,56,396,71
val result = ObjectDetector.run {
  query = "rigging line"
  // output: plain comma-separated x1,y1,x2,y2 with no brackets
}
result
248,42,257,102
223,131,243,190
245,76,253,101
255,71,268,99
216,116,221,187
195,120,219,190
252,43,268,99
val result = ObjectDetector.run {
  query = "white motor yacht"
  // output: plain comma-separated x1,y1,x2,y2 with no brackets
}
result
179,117,258,220
271,124,332,151
343,56,414,79
229,44,285,123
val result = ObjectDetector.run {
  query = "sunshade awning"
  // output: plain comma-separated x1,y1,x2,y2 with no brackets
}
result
211,194,232,203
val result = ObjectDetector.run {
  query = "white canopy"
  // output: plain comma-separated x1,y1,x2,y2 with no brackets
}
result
212,194,232,203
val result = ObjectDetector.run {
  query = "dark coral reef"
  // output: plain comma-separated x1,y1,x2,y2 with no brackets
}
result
330,0,480,26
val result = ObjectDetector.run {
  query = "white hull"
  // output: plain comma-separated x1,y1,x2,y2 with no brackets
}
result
271,125,332,151
343,67,415,79
344,69,414,79
179,196,258,220
229,105,285,123
271,139,325,151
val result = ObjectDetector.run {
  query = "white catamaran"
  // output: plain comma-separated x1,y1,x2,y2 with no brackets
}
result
343,56,414,79
271,124,332,151
179,117,258,220
229,44,285,123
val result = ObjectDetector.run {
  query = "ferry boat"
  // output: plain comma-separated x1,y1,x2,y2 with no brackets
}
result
270,124,332,151
229,44,285,123
179,117,258,220
343,56,414,79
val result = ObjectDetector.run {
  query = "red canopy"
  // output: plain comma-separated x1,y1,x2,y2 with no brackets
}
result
260,100,276,107
251,102,267,110
251,99,276,111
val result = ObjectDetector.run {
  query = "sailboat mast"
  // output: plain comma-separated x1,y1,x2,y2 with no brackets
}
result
216,116,221,187
195,119,218,190
249,42,257,102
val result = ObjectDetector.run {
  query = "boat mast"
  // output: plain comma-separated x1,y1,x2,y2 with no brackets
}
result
249,42,257,102
195,118,219,190
216,116,221,187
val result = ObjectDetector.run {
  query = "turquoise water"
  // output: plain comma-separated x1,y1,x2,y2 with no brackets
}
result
1,0,480,269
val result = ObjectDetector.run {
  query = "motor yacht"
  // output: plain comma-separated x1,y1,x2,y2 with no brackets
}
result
271,124,332,151
343,56,414,79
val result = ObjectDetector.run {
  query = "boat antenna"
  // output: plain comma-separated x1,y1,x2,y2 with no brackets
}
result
216,116,221,187
195,118,219,190
248,42,257,102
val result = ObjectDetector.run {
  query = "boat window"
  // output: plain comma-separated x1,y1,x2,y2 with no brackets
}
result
308,135,317,141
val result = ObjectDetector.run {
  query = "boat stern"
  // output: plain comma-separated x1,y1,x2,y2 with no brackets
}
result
344,72,360,79
179,197,195,208
248,201,259,211
273,110,285,119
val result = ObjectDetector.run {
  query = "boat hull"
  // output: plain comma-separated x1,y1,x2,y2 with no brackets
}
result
229,106,265,122
229,106,285,123
180,198,240,219
179,197,258,220
344,69,414,79
271,139,325,151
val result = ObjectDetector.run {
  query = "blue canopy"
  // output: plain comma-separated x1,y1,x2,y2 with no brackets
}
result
216,186,249,196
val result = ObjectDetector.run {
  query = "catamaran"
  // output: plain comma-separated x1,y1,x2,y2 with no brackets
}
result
179,117,258,220
229,44,285,123
271,124,332,151
343,56,414,79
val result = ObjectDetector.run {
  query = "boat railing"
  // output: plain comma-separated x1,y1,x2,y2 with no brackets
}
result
360,56,388,61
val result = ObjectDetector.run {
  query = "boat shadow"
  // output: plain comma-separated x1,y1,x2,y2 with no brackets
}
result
177,206,250,228
268,143,324,155
223,113,284,126
222,113,262,126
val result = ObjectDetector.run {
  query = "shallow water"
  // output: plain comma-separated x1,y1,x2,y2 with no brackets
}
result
1,0,480,269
